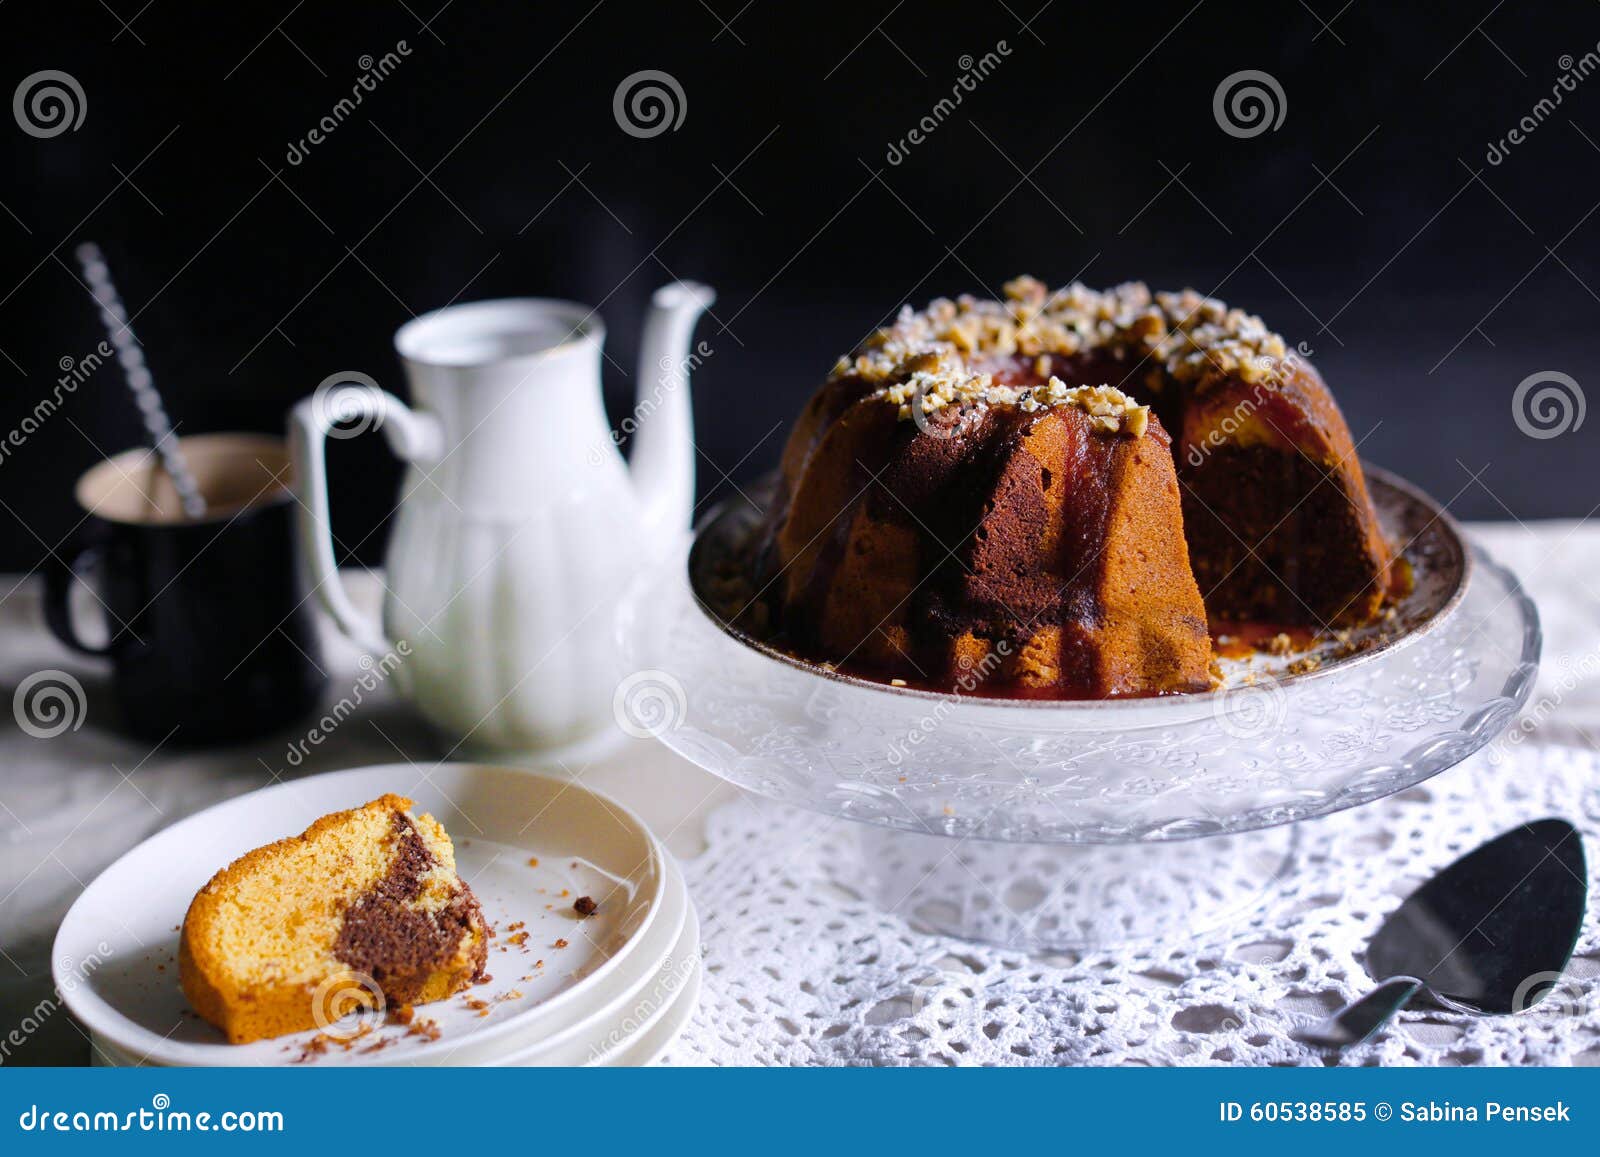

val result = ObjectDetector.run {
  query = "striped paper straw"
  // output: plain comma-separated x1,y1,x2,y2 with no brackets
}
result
74,242,207,519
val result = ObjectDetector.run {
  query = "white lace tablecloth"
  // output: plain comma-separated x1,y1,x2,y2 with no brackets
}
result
664,521,1600,1066
3,522,1598,1065
667,745,1600,1066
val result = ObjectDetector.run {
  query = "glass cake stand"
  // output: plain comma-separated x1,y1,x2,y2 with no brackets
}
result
621,469,1540,948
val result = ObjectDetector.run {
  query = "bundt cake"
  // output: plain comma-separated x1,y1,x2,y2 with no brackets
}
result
757,277,1399,698
180,794,488,1044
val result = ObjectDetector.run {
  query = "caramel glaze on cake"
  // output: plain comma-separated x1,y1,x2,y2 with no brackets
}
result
757,277,1400,698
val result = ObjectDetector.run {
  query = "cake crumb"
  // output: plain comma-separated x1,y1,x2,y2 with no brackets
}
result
1268,632,1293,655
526,856,539,867
554,938,569,949
304,1035,329,1057
406,1018,441,1042
574,896,599,917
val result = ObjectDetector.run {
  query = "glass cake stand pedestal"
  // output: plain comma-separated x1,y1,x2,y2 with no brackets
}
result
622,517,1539,949
845,820,1301,949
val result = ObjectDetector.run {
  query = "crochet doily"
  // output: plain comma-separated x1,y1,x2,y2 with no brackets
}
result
665,743,1600,1066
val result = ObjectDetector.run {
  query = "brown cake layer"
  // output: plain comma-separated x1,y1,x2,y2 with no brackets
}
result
758,279,1398,698
334,812,488,1006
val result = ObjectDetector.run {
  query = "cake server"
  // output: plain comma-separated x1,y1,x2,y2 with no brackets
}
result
1298,817,1587,1049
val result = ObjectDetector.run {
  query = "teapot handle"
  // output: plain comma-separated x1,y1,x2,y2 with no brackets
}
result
288,382,443,657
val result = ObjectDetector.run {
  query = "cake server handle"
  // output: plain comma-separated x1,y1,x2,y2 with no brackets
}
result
1296,976,1423,1050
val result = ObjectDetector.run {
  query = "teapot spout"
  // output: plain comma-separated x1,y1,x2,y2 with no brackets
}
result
630,280,715,540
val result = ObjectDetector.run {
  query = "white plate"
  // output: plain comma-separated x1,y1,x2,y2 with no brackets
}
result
587,906,700,1067
55,764,665,1067
87,1034,141,1068
506,868,698,1066
493,855,689,1065
89,865,700,1069
616,961,701,1067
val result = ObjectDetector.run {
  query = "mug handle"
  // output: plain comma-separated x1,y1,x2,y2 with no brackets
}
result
289,385,443,657
43,539,114,656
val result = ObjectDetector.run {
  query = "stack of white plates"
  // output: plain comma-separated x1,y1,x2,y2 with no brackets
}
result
54,763,698,1067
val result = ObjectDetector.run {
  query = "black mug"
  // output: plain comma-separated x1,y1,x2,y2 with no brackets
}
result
44,433,328,745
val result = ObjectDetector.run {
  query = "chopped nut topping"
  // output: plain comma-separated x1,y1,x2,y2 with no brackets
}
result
877,374,1151,437
837,277,1298,404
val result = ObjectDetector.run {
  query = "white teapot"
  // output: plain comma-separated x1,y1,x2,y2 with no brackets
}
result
290,282,714,755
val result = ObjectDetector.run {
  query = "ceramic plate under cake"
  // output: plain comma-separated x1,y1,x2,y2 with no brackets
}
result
688,464,1469,706
55,764,666,1067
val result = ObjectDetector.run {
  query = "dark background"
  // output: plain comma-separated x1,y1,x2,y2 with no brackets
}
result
1,0,1597,571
